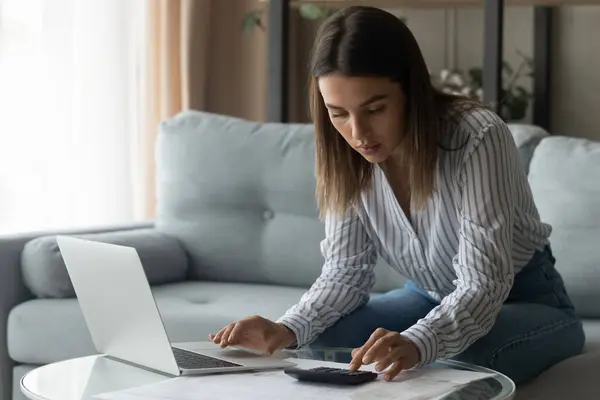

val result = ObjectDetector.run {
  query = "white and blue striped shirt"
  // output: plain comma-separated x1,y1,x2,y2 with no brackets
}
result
277,106,552,366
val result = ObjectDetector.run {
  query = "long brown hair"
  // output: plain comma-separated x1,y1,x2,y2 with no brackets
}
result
310,6,466,218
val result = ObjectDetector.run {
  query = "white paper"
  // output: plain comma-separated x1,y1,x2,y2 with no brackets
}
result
95,358,496,400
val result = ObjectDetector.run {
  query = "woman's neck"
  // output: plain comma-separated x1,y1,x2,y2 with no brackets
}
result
380,150,409,181
380,156,412,217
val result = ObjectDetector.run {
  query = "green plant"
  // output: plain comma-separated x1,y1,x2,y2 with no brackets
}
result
243,4,410,38
243,4,335,34
434,50,534,121
243,4,407,34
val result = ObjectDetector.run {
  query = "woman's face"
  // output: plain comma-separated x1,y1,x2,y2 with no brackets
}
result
318,74,406,163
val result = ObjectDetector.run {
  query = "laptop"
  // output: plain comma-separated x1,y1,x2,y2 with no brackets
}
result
56,235,296,377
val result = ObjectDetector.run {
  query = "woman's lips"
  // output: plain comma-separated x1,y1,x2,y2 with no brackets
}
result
358,143,382,155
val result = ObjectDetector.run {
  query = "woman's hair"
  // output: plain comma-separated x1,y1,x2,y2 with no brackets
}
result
310,6,470,217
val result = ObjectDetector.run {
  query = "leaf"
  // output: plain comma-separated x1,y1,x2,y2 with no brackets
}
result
514,85,532,99
242,11,262,34
516,49,534,68
468,67,483,87
299,4,327,20
502,61,514,75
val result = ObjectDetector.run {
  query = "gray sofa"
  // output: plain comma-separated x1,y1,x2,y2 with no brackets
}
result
1,110,599,400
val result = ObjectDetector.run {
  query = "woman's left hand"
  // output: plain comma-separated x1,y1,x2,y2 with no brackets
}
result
349,327,420,381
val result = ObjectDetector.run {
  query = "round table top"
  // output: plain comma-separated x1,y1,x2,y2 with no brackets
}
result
21,344,515,400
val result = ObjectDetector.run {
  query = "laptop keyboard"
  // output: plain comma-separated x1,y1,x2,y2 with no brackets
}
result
172,347,242,369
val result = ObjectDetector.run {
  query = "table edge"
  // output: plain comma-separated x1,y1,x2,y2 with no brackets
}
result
19,355,103,400
20,374,50,400
440,359,516,400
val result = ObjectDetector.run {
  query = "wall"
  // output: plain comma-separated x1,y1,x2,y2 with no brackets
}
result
284,5,600,140
205,0,268,122
209,4,599,139
439,5,600,140
551,6,600,140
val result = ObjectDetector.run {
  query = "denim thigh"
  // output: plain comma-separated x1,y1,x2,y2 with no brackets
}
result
453,246,585,385
311,282,438,349
310,246,585,386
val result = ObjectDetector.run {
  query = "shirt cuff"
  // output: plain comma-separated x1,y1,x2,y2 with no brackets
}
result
401,322,440,367
276,313,312,349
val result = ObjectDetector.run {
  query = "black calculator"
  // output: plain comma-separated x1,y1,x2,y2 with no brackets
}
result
283,366,378,385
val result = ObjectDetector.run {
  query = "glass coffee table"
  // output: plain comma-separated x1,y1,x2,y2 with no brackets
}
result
21,343,515,400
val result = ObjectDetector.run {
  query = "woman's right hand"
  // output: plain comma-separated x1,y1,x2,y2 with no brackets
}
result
209,315,297,355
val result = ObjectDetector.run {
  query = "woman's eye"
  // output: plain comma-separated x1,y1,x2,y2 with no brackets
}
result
330,112,347,119
368,106,384,114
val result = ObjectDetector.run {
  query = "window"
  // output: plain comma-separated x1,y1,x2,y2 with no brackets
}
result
0,0,145,234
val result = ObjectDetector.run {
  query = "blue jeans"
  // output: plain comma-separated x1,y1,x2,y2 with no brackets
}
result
310,246,585,385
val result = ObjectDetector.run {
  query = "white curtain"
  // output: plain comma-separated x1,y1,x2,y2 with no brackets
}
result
0,0,146,234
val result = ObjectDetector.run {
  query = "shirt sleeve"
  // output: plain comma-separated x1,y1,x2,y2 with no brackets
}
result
277,207,378,348
401,120,518,366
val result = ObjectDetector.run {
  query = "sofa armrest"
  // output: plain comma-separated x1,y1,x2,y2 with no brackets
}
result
0,221,152,400
20,224,189,299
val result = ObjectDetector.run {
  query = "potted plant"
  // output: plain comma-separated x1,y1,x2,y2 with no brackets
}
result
434,50,534,122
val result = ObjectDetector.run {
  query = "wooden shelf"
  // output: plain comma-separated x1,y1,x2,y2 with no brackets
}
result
260,0,600,7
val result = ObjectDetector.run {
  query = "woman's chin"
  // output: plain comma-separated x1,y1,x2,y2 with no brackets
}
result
360,152,389,164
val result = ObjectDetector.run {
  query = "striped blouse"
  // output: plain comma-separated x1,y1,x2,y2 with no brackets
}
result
277,105,552,367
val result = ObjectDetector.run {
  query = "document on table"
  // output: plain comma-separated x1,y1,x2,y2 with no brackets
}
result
94,358,497,400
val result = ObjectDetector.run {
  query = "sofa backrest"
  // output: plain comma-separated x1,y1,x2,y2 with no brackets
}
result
481,124,600,318
155,110,600,316
527,135,600,318
154,110,406,293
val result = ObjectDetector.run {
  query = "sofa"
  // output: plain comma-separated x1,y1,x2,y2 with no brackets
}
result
1,110,599,400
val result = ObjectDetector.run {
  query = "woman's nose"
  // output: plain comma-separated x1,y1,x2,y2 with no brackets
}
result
351,117,370,141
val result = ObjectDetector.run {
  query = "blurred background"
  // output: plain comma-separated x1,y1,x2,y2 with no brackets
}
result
0,0,598,234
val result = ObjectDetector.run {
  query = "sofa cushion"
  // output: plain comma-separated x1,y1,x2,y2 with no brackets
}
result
21,229,189,298
515,321,600,400
528,136,600,317
7,278,415,365
154,110,406,293
506,123,549,173
581,319,600,353
7,281,308,364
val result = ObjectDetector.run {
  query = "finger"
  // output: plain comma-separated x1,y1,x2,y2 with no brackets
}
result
349,328,389,370
363,333,398,364
226,322,245,346
349,347,368,371
374,346,404,372
211,326,229,344
384,358,409,381
349,343,375,371
350,348,361,367
219,324,237,348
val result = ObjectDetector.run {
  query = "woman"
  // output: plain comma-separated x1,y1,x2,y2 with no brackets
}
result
210,6,584,384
